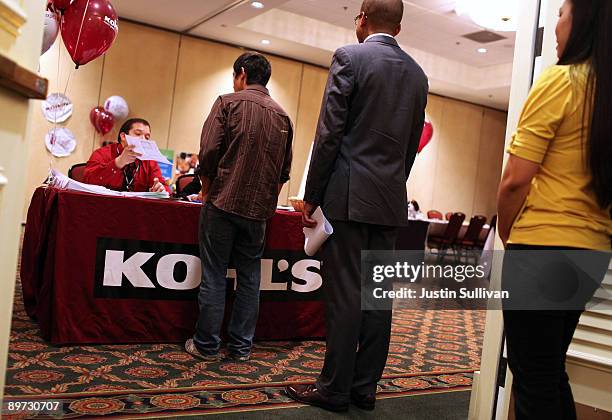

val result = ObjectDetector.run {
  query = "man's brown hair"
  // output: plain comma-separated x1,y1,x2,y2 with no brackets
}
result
117,118,150,143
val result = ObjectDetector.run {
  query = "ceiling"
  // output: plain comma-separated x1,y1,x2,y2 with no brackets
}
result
112,0,515,109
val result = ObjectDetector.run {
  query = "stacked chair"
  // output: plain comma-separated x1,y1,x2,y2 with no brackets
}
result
427,210,443,220
457,215,487,264
428,212,466,263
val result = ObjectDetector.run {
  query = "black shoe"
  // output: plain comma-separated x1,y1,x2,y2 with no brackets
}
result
286,384,348,412
350,392,376,410
228,352,250,361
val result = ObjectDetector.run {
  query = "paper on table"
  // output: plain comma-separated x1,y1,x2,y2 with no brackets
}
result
48,168,169,199
49,168,123,196
125,135,172,165
121,190,170,199
303,207,333,256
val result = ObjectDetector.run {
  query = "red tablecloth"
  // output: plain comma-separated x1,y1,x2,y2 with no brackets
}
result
21,187,326,345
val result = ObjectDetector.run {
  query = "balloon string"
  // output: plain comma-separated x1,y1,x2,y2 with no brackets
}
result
63,68,73,96
50,34,62,172
54,40,61,134
73,0,91,70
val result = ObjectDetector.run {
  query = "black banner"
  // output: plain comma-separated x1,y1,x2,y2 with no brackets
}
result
94,238,323,301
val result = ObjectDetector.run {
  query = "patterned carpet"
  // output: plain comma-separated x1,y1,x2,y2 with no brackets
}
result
4,254,485,418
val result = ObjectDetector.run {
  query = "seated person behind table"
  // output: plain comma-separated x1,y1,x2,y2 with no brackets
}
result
409,199,424,218
83,118,168,193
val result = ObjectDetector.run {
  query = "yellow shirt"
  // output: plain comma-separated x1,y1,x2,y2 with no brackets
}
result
508,64,612,250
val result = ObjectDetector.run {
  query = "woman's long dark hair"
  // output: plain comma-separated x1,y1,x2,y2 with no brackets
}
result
558,0,612,209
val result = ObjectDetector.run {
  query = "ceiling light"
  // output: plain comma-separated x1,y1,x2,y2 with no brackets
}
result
477,47,488,53
455,0,519,32
251,1,264,9
261,39,271,45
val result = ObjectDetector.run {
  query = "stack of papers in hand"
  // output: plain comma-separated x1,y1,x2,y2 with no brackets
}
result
48,169,169,199
303,207,333,256
125,135,172,164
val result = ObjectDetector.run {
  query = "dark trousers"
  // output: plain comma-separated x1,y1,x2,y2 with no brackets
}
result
503,309,582,420
316,220,398,404
193,203,266,357
502,244,610,420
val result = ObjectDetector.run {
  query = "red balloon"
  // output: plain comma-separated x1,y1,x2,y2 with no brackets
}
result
52,0,71,13
418,121,433,153
90,106,115,135
61,0,118,68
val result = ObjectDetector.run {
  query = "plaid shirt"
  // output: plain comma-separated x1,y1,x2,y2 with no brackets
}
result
198,85,293,220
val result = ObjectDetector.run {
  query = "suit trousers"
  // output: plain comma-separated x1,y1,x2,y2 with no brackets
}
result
315,220,398,403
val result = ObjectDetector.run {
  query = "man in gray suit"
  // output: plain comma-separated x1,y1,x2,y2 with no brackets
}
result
286,0,428,412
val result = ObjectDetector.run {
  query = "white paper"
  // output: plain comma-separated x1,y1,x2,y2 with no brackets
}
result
121,191,170,199
48,168,120,196
125,135,172,165
297,142,314,199
303,207,333,256
48,168,169,199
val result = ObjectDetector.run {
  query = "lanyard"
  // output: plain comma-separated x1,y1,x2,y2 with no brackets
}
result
117,144,141,192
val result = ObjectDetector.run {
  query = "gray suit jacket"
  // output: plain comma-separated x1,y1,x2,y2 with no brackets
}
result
304,35,428,227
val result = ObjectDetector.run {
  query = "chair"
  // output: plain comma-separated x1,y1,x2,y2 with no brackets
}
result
427,210,443,220
428,212,466,262
457,215,487,263
175,174,197,195
459,215,487,247
445,212,453,221
68,163,87,182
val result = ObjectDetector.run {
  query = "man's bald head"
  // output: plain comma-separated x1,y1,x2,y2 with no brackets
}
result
361,0,403,32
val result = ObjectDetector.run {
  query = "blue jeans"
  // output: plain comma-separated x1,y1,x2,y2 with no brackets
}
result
193,203,266,356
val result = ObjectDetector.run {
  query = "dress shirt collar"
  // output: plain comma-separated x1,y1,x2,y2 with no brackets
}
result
364,33,395,42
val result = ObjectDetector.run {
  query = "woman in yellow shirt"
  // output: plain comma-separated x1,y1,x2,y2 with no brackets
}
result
497,0,611,418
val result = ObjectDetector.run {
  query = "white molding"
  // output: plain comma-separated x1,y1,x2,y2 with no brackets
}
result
0,0,27,37
567,350,612,372
541,0,564,68
468,1,541,419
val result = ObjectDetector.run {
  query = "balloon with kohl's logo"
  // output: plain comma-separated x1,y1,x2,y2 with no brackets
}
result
61,0,119,68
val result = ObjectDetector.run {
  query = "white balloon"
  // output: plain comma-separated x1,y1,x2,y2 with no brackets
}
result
104,96,129,120
41,10,59,56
